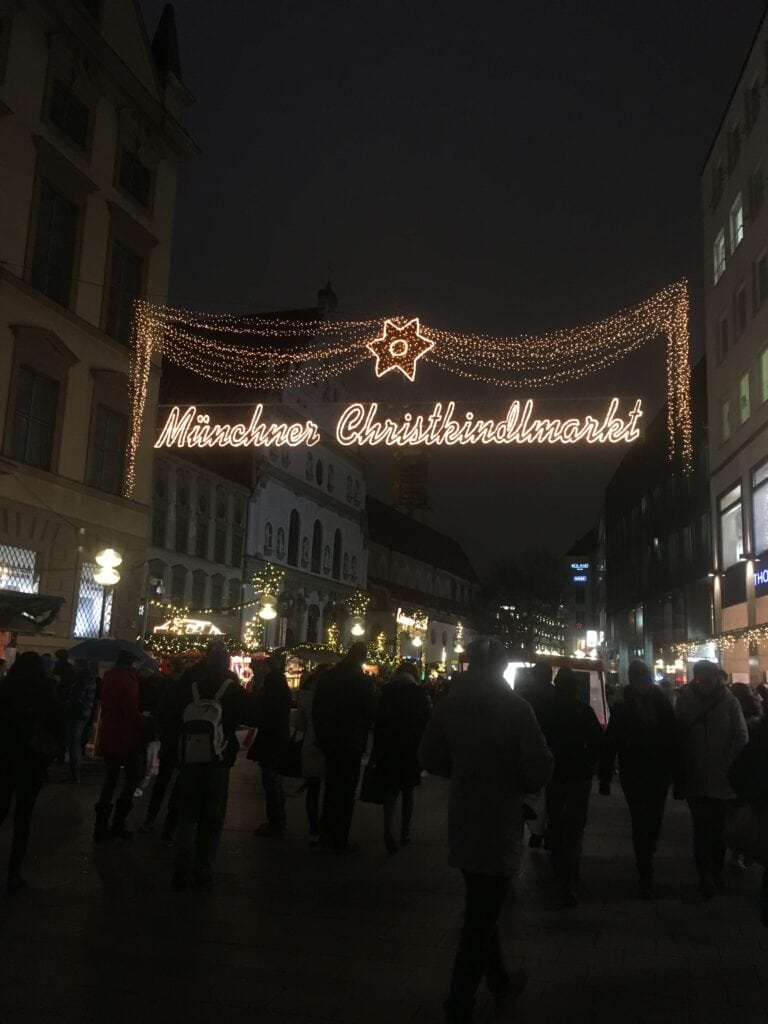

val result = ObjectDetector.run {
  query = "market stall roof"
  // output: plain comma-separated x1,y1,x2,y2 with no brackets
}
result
0,591,65,633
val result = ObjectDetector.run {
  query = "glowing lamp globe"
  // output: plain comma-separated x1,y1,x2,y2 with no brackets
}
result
94,566,120,587
350,615,365,637
258,594,278,621
95,548,123,570
412,635,422,648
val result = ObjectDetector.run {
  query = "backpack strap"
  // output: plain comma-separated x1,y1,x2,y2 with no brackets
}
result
214,680,231,701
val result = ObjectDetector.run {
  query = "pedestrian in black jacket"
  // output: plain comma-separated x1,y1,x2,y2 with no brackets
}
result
312,642,376,853
248,659,291,837
540,666,603,907
371,662,431,853
599,660,676,898
728,716,768,926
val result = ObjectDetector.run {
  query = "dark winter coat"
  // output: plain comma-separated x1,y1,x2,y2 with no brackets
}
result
248,671,291,763
0,655,63,768
599,684,676,789
728,719,768,808
372,673,431,790
165,662,257,767
67,669,97,723
539,690,603,784
675,681,748,800
419,666,553,876
313,657,376,755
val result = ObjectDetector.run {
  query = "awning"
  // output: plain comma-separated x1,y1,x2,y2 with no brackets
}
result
0,591,65,633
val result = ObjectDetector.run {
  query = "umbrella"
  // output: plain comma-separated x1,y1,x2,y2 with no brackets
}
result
68,638,157,668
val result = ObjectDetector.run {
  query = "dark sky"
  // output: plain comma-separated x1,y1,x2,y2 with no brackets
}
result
141,0,766,574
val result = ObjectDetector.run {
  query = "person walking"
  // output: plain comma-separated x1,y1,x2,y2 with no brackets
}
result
371,661,431,854
312,642,376,853
519,661,554,848
727,714,768,925
539,666,603,908
599,659,676,898
65,659,97,783
93,651,146,842
139,665,188,839
729,683,763,737
165,644,257,889
675,659,748,898
0,652,63,891
419,637,552,1024
249,657,292,837
295,664,331,841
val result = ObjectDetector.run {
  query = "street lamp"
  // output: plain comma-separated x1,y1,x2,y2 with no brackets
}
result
94,547,122,638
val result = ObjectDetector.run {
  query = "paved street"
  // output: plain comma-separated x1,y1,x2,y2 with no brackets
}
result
0,758,766,1024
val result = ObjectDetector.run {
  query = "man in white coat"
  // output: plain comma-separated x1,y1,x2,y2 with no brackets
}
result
675,659,748,898
419,636,553,1024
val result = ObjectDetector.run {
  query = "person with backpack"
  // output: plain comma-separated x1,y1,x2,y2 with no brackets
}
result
675,659,748,898
65,659,97,783
165,644,257,890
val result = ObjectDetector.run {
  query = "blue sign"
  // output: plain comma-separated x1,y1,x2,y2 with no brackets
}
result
755,568,768,587
572,574,588,583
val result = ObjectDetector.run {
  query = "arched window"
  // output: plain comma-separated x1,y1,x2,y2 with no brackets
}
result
351,555,358,581
276,527,286,558
311,520,322,574
343,553,349,580
287,510,300,566
327,465,335,492
332,529,342,579
306,604,320,643
264,521,273,554
323,545,331,574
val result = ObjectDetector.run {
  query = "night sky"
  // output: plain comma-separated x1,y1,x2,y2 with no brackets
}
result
141,0,766,574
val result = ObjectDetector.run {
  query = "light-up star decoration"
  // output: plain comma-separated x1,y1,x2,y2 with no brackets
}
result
366,317,435,382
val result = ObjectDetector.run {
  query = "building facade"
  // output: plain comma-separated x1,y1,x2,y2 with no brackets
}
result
562,527,605,660
703,8,768,680
0,0,195,650
605,360,712,676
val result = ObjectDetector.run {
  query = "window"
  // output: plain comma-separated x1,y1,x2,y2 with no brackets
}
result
170,564,187,605
721,398,731,443
86,404,126,494
74,562,112,638
745,78,761,133
264,521,273,554
332,529,342,579
214,526,226,563
713,229,726,284
30,179,78,306
719,484,744,569
757,252,768,308
48,80,89,149
761,348,768,403
717,315,728,363
711,160,724,208
105,240,143,345
9,367,58,470
739,372,751,424
118,147,152,209
192,571,206,608
736,285,748,337
730,193,744,252
311,520,322,574
287,510,300,566
749,167,764,218
727,123,741,171
753,461,768,556
276,527,286,558
0,544,39,593
351,555,358,581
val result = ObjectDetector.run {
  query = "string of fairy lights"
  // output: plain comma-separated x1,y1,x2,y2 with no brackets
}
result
672,623,768,659
126,281,692,495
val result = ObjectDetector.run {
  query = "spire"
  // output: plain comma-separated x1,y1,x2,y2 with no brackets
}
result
317,279,338,314
151,4,182,86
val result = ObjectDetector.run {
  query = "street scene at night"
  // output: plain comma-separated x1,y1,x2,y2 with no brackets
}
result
1,1,768,1021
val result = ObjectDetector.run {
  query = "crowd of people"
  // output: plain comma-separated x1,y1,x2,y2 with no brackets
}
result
1,639,767,1023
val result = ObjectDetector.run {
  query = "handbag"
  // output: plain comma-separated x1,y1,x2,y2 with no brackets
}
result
359,760,386,805
275,732,304,778
725,804,768,865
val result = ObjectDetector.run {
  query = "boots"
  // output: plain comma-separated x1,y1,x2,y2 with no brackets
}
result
109,796,134,840
93,802,112,843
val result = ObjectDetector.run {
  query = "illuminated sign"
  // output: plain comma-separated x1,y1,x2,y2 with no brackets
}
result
153,618,222,636
572,575,588,583
156,398,643,451
570,562,590,571
755,569,768,586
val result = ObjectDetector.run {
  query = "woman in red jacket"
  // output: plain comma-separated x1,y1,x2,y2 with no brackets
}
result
94,651,145,841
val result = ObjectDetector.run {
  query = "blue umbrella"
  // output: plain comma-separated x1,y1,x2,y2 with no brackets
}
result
68,638,157,668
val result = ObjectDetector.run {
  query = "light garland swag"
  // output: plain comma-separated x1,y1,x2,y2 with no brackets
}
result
127,281,692,495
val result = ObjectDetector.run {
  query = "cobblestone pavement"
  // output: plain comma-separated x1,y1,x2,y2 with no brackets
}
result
0,758,766,1024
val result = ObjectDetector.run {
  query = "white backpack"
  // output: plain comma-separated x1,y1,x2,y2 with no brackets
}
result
180,680,231,764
